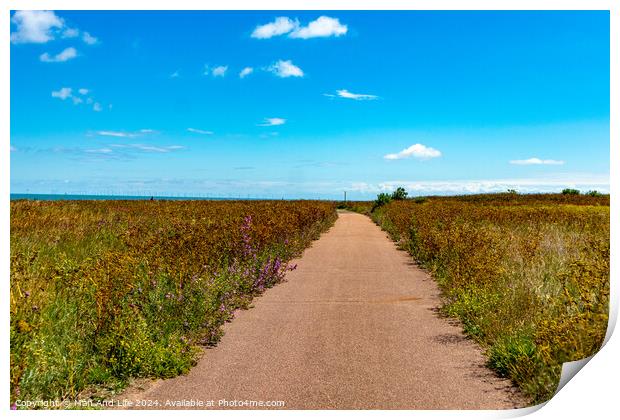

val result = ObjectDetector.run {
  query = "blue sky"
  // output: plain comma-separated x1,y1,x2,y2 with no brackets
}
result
10,10,610,198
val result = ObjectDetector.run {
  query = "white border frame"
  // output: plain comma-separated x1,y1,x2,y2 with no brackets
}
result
2,2,617,419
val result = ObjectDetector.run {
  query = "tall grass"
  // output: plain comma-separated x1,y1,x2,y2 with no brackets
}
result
10,200,337,406
370,194,609,404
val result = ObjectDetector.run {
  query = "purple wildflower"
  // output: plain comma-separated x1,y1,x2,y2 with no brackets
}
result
240,215,255,256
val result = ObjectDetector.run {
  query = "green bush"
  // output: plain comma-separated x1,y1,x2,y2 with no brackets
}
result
391,187,408,200
372,193,393,211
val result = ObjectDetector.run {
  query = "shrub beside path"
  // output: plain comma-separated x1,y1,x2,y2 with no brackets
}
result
121,211,525,409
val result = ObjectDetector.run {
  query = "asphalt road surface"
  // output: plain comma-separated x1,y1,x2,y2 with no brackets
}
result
121,210,524,410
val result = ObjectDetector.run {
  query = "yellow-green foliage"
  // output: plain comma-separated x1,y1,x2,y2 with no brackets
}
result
10,200,337,406
371,193,609,404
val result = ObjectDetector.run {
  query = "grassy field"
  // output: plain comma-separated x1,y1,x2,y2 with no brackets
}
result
10,200,337,406
361,193,609,403
11,194,610,407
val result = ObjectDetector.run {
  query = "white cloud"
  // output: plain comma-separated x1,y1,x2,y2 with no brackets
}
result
11,11,99,46
509,157,565,165
52,87,106,112
239,67,254,78
86,147,113,154
187,128,214,135
267,60,304,78
96,130,136,138
82,31,98,45
258,117,286,127
332,89,378,100
251,16,348,40
204,65,228,77
51,87,72,100
10,10,64,44
62,27,79,38
349,175,609,195
251,17,298,39
384,144,442,160
289,16,348,39
170,70,180,78
95,129,156,137
112,144,184,153
212,65,228,77
40,47,77,63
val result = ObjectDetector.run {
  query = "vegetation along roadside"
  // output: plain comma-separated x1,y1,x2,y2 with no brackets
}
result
10,200,337,407
347,189,609,404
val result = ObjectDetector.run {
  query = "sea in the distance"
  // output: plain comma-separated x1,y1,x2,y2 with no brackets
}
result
10,193,256,201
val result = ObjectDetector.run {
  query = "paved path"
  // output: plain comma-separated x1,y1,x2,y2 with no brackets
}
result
122,211,523,409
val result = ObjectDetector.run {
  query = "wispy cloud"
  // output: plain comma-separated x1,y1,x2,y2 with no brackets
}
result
251,17,298,39
204,65,228,77
251,16,347,40
51,87,73,100
509,157,565,165
187,128,214,135
85,147,114,154
325,89,379,100
94,129,158,138
82,31,98,45
62,27,79,39
170,70,180,78
349,175,609,196
110,144,184,153
40,47,77,63
239,67,254,78
384,144,442,160
267,60,304,78
96,130,136,138
51,86,109,112
212,65,228,77
258,118,286,127
52,143,185,161
289,16,348,39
